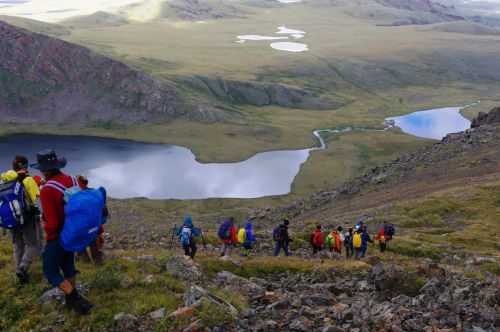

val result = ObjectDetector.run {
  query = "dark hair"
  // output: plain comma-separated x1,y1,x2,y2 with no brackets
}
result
283,219,290,226
316,225,322,229
12,155,28,171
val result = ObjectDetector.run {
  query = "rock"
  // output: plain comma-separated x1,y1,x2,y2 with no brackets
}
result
369,263,421,298
114,312,138,329
322,325,345,332
39,288,65,305
149,308,166,320
183,319,202,332
215,271,265,299
265,320,278,329
471,107,500,128
184,285,209,307
267,299,291,311
168,306,195,320
166,255,202,282
300,294,334,306
289,317,313,331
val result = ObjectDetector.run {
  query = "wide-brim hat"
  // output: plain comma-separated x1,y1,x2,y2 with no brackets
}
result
31,149,67,172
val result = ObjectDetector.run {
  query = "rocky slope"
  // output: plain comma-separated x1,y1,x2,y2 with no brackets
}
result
253,107,500,223
0,20,225,125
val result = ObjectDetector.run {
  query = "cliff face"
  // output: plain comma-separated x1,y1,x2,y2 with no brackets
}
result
0,21,223,124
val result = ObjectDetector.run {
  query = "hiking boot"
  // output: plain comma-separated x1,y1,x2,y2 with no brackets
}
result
16,268,29,285
65,290,93,315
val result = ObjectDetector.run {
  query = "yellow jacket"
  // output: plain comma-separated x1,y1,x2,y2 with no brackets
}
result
0,170,40,206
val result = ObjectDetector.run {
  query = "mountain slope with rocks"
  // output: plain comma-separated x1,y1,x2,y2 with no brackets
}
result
0,20,226,125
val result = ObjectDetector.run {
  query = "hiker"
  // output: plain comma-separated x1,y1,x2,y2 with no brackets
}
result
238,220,256,257
33,150,93,315
310,225,324,255
375,222,395,253
360,225,373,258
218,217,237,257
352,228,363,259
177,215,201,259
344,228,354,258
0,156,41,284
273,219,292,256
76,176,108,265
326,226,343,255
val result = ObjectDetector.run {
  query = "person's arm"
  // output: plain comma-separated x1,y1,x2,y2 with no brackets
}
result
23,177,40,206
40,187,61,240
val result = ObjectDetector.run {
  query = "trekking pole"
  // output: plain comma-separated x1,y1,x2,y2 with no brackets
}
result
201,231,207,250
169,225,177,250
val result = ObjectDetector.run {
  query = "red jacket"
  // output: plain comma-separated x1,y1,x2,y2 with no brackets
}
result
40,172,78,241
223,226,238,244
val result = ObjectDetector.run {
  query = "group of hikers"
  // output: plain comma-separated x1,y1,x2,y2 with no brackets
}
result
310,221,395,259
1,149,395,317
176,215,395,260
0,150,108,315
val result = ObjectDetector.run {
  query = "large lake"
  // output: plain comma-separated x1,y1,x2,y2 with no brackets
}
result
0,107,471,199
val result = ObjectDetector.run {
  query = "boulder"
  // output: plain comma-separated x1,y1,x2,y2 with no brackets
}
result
149,308,166,320
165,255,202,282
215,271,265,299
369,263,422,298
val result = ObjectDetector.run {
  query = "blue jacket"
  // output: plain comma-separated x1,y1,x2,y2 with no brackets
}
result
244,222,256,243
177,216,201,237
360,231,372,250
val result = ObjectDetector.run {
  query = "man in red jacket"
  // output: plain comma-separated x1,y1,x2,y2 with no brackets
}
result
32,150,93,315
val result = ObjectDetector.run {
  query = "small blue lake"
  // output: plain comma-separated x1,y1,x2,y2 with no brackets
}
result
386,107,471,140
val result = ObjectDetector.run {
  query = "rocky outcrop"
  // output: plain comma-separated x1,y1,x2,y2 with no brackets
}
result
161,0,247,20
0,21,224,124
179,75,344,110
471,107,500,128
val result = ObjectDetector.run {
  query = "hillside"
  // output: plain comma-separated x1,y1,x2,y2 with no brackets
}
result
0,109,498,332
0,20,225,125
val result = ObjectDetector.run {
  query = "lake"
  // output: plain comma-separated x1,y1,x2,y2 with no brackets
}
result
386,106,471,140
0,135,313,199
0,107,472,199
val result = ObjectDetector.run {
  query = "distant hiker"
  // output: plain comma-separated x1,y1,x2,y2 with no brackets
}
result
344,228,354,258
326,226,343,255
360,225,373,258
273,219,292,256
238,220,256,257
375,222,395,253
76,176,108,265
177,215,201,259
352,229,363,259
218,217,237,257
0,156,41,284
310,225,324,255
33,150,93,315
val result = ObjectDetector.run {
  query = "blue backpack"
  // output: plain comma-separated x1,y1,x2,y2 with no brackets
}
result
218,220,231,240
45,178,105,252
0,180,26,229
180,226,192,246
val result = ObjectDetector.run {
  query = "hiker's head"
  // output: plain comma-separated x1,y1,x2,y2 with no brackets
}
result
316,225,321,230
283,219,290,226
337,226,343,232
348,227,353,233
32,149,67,176
229,217,235,224
12,155,29,172
77,175,89,188
184,215,193,227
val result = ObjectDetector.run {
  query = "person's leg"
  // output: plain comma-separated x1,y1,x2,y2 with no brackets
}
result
381,242,387,253
89,240,104,265
20,217,40,272
43,240,66,288
284,242,290,256
274,242,281,256
12,228,24,271
190,242,197,259
183,245,190,257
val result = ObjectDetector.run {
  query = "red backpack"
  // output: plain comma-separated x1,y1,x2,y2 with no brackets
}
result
311,230,324,247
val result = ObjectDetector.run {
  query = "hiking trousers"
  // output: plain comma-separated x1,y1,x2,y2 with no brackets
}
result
379,242,387,253
12,215,41,274
354,248,362,259
345,245,353,258
183,242,197,259
312,245,323,255
43,240,77,287
221,243,234,256
274,241,289,256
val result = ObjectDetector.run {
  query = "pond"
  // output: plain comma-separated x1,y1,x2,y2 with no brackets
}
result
385,106,471,140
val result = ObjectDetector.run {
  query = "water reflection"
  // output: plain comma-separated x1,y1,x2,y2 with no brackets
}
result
0,135,311,199
386,107,471,140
